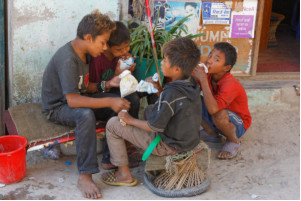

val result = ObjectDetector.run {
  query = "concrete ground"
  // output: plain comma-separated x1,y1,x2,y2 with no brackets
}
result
0,80,300,200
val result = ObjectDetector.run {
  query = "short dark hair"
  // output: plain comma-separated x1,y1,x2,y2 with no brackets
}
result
162,37,201,78
213,42,237,70
107,21,130,47
77,9,115,40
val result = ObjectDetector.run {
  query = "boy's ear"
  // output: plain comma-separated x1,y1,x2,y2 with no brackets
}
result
83,34,93,43
223,65,232,72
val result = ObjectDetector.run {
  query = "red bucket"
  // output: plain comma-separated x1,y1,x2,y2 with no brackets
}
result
0,135,27,184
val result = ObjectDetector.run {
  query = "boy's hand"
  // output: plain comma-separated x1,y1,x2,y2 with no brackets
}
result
106,76,120,88
118,110,135,125
192,64,207,82
110,98,130,113
115,56,137,76
146,76,162,92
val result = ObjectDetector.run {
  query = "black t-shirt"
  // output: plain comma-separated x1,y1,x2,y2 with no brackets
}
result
41,42,89,115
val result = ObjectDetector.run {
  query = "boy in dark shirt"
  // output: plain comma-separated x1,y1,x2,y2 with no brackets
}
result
101,37,202,186
41,11,129,199
192,42,252,160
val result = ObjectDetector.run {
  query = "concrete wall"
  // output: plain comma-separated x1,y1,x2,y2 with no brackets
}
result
0,0,5,135
7,0,120,106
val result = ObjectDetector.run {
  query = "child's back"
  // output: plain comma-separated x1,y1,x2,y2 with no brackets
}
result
101,37,202,186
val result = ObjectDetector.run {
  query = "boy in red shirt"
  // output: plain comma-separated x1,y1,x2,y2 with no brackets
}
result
193,42,251,159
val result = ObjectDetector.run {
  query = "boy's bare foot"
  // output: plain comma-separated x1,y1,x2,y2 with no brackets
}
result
77,174,102,199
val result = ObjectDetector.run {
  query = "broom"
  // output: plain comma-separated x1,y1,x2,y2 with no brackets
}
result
153,143,210,190
153,142,210,191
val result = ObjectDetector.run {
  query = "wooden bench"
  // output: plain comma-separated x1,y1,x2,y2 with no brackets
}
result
4,103,105,151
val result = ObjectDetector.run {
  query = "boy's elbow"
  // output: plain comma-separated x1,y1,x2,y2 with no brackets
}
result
65,94,79,108
207,107,219,115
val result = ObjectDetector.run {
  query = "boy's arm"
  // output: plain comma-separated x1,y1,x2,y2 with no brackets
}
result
118,111,155,132
86,76,121,93
65,93,130,113
86,82,97,93
145,76,163,95
193,65,219,115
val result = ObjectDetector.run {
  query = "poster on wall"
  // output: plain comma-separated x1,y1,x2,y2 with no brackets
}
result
230,0,257,38
153,0,201,35
202,1,231,25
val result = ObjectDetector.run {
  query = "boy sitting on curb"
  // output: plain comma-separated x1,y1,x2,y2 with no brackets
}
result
87,21,141,170
41,11,130,199
101,37,202,186
192,42,252,160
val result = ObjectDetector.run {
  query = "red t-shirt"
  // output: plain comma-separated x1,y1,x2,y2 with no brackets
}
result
206,73,252,130
89,53,119,83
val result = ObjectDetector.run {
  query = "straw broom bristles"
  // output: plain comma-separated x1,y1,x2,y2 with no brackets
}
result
153,152,205,190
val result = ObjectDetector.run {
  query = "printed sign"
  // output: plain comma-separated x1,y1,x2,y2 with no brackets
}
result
230,0,257,38
202,1,231,25
153,0,201,35
231,15,254,38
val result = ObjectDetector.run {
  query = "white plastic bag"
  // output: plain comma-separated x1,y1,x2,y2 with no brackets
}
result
119,57,134,70
198,63,208,73
119,70,138,97
136,73,159,94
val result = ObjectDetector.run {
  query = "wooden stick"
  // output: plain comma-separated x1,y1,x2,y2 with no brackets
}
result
145,0,162,87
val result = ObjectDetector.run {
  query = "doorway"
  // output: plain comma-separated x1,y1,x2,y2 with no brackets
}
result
257,0,300,73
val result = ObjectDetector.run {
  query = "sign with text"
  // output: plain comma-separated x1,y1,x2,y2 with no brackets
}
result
202,1,231,25
230,0,257,38
231,15,254,38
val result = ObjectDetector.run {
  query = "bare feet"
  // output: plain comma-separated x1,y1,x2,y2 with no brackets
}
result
77,174,102,199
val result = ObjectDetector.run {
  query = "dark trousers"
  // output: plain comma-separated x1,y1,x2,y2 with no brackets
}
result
49,90,140,174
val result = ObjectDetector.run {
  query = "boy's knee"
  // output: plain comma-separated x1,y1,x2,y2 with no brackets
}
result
212,109,228,124
76,108,95,123
106,116,120,133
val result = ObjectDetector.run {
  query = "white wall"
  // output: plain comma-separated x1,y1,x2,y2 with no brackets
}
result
8,0,120,106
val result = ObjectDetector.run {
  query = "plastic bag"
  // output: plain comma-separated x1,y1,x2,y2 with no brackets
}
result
198,63,208,73
119,70,138,97
136,73,159,94
119,57,134,70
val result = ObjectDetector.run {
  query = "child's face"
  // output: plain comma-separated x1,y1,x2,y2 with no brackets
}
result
160,55,173,77
109,41,130,58
88,32,110,57
160,55,182,79
205,48,230,74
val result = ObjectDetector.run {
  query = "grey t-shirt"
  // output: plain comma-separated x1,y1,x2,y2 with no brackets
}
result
41,42,89,116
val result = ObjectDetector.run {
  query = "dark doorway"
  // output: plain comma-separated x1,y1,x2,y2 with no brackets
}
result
257,0,300,73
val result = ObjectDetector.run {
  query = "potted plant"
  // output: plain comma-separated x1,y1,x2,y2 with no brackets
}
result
127,14,204,81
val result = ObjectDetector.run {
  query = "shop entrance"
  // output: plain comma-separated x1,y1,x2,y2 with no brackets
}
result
257,0,300,73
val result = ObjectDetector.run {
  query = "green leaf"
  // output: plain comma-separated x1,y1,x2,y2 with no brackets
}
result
168,14,192,35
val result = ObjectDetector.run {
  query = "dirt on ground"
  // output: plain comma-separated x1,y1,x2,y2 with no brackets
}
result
0,88,300,200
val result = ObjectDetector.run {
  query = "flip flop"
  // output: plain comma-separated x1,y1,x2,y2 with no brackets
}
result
218,141,241,160
200,129,222,143
101,171,137,187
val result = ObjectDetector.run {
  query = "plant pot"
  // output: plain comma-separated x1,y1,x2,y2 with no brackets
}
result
133,57,163,82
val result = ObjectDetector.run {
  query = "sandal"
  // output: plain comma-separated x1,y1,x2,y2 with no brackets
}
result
200,129,222,143
101,171,137,186
218,141,241,159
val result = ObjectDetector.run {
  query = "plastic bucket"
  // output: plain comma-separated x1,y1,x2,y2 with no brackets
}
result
0,135,27,184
